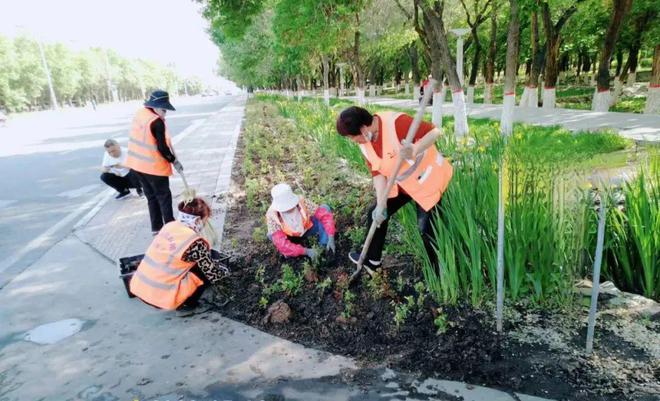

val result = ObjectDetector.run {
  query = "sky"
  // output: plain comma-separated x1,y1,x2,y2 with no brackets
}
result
0,0,222,83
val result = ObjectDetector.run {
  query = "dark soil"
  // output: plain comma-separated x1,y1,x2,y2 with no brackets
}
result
210,104,660,401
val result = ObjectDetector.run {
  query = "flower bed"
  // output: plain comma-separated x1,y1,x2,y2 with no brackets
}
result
214,95,659,401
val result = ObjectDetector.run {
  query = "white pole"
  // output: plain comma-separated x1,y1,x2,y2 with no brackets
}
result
496,149,505,332
586,196,607,354
37,40,58,110
457,36,465,86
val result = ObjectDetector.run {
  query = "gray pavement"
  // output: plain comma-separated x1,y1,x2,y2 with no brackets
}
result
0,93,554,401
349,96,660,143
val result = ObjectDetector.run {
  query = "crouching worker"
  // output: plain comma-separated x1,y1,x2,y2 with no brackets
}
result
130,198,229,310
266,183,336,259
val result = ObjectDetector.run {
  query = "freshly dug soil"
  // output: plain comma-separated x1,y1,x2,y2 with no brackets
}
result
210,104,660,401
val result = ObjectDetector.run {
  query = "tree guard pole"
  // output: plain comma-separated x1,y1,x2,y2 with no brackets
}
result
496,141,506,333
350,79,436,284
586,194,607,354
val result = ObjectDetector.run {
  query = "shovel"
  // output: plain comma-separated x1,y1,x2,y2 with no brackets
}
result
349,79,436,284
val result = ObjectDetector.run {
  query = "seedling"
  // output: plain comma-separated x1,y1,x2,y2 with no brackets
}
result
277,264,303,296
434,308,448,334
258,296,269,309
316,277,332,292
414,282,427,308
392,295,415,329
255,265,266,285
341,289,356,319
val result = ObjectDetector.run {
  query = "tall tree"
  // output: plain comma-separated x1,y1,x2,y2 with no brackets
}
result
540,0,582,109
644,44,660,114
592,0,633,111
521,5,542,108
459,0,493,104
415,0,470,137
500,0,520,135
484,5,498,104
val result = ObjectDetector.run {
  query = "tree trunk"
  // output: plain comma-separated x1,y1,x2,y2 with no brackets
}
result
501,0,520,136
468,26,481,104
541,2,578,108
350,13,365,105
322,55,330,105
418,0,469,137
615,49,623,77
592,0,632,111
484,7,497,104
644,44,660,114
522,10,541,108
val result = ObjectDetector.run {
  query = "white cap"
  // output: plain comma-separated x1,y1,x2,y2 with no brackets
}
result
270,183,299,212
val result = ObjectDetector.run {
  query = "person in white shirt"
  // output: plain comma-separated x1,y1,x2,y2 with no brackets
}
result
101,139,143,199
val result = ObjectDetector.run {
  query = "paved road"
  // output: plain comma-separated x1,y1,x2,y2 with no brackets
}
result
339,95,660,143
0,96,232,288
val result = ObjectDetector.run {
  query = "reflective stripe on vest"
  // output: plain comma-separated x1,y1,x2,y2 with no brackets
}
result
125,108,173,177
361,111,453,211
129,221,206,310
278,200,313,237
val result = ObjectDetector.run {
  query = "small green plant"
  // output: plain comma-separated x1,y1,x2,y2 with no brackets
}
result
258,296,269,309
316,277,332,292
364,271,389,300
414,282,427,308
434,308,449,334
395,274,406,293
392,295,415,329
252,225,267,243
255,265,266,285
342,289,356,318
277,264,303,296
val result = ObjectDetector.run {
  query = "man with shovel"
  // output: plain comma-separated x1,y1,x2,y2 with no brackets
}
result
126,90,184,235
335,105,453,272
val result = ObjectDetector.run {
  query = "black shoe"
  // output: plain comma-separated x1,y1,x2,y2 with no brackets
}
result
115,190,131,200
348,252,382,268
136,189,144,197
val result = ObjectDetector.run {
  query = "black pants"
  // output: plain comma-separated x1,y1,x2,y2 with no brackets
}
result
100,170,142,194
134,171,174,232
185,265,211,306
366,193,439,268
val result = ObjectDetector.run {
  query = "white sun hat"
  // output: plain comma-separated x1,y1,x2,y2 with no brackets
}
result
270,183,300,212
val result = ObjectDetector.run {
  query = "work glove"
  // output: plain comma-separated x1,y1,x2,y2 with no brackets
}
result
326,236,336,254
372,206,388,228
399,140,414,160
303,248,318,260
173,160,184,174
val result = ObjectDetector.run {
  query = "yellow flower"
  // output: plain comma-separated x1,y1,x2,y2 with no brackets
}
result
478,145,486,153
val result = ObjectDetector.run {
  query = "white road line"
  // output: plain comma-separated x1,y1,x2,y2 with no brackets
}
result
0,188,112,276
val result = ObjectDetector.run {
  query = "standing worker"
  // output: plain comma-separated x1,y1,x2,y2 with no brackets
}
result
126,90,184,235
335,106,453,269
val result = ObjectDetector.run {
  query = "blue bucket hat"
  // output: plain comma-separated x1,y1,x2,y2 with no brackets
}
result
144,90,175,111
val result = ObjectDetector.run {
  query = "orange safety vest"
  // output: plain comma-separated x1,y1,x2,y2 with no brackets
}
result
125,108,173,176
360,111,453,211
129,221,206,310
277,200,313,237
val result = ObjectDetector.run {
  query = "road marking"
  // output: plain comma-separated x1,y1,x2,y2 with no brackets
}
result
0,188,113,277
0,200,17,209
56,184,101,199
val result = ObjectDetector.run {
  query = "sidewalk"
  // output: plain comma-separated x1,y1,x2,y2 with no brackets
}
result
0,94,553,401
354,96,660,143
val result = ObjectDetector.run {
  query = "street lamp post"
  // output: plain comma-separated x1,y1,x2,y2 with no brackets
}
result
337,63,347,97
37,39,59,110
450,28,470,86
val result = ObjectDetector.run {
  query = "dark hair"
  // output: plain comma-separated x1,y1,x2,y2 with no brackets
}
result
178,198,211,219
336,106,373,136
